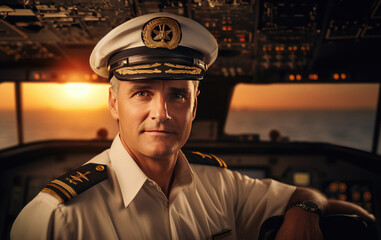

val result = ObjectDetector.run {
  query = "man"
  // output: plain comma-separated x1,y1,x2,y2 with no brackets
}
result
11,12,374,240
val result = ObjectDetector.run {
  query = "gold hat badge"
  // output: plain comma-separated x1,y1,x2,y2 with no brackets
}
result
142,17,181,49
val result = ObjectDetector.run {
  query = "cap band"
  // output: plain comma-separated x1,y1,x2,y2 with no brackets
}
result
107,46,206,80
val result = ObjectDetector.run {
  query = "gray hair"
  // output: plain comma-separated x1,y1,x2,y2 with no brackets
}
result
110,76,120,96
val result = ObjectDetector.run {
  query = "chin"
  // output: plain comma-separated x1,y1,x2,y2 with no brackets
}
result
143,145,179,159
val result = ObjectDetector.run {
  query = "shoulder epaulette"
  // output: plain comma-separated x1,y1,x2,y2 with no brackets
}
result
183,150,227,168
42,163,108,204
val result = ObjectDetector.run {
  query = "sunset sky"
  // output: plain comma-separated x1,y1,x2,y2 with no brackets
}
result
229,83,379,110
0,82,378,111
0,82,109,110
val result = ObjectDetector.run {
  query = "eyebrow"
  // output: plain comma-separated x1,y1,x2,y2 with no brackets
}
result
169,87,190,93
168,87,192,97
127,84,191,96
128,84,154,94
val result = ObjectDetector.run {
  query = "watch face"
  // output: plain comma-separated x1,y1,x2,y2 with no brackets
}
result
288,200,322,216
304,201,319,210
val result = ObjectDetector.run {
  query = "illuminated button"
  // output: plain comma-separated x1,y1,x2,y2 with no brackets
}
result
340,73,346,80
333,73,340,80
289,74,295,81
352,191,361,201
296,74,302,81
338,193,347,201
338,182,347,192
91,74,98,80
309,74,318,80
34,73,40,80
363,191,372,201
329,182,339,192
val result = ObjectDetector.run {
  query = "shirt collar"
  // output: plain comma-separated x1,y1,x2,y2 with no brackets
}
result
173,150,194,188
108,134,195,208
109,134,148,208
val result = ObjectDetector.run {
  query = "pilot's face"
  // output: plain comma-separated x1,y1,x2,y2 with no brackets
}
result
109,80,198,159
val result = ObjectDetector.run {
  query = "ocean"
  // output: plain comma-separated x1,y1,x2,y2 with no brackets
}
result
0,109,119,149
225,109,376,152
0,109,377,152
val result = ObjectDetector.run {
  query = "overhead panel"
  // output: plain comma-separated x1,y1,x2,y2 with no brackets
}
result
257,0,320,72
0,0,380,82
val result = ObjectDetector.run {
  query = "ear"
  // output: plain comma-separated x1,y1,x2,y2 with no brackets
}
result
192,90,200,120
108,87,119,120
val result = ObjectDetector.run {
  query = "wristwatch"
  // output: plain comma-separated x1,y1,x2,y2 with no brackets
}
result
285,200,322,216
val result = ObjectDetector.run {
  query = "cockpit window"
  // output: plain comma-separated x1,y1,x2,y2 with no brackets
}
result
225,83,379,152
0,83,18,149
20,83,117,144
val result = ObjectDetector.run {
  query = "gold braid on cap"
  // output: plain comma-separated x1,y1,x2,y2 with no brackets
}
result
114,63,202,76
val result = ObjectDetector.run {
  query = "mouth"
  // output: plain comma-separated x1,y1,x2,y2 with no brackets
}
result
143,130,176,135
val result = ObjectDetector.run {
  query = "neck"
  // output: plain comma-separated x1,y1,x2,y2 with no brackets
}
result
119,135,177,197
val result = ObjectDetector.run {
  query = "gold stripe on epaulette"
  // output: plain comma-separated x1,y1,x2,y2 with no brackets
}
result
210,154,223,167
211,154,227,168
192,151,213,159
42,188,64,203
52,180,77,197
192,151,226,168
47,183,72,200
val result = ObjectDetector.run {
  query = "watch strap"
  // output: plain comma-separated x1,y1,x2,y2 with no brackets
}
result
285,200,322,216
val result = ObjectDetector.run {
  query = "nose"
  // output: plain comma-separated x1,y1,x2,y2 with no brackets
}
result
151,94,172,122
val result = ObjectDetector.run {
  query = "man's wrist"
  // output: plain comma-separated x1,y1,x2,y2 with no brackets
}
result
285,200,322,217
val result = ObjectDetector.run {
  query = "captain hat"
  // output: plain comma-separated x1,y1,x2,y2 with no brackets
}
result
90,12,218,81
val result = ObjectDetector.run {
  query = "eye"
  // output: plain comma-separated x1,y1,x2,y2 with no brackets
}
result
173,93,185,99
133,91,150,97
170,91,190,104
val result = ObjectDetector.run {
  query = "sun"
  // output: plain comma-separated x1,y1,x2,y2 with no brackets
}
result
65,83,92,99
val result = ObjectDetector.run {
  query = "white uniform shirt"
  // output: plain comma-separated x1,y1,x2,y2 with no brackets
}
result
11,135,296,240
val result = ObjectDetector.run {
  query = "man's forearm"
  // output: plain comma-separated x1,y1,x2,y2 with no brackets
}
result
287,187,375,221
275,187,375,240
287,187,328,215
326,199,375,222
